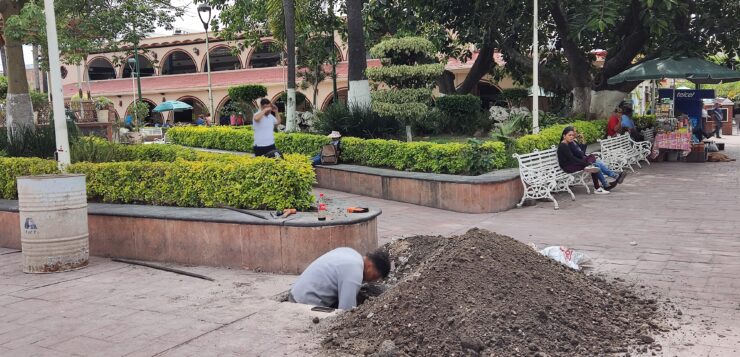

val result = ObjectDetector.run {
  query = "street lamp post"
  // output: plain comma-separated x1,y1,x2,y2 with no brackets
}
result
198,3,215,125
127,58,140,129
532,0,540,134
43,0,71,169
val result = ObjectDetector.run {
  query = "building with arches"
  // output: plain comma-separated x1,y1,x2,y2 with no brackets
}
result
62,31,519,124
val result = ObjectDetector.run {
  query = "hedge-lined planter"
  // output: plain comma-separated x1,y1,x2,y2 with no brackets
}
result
0,154,315,210
167,127,509,175
514,120,607,154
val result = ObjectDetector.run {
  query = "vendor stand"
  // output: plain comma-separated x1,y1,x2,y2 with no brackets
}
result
609,57,740,162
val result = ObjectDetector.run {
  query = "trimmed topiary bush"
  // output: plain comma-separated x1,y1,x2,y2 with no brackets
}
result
436,94,483,134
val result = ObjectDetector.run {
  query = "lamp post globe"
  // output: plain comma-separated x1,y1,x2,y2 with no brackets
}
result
197,3,215,125
197,4,212,27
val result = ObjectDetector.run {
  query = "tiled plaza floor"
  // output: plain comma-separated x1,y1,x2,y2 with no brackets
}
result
2,136,740,356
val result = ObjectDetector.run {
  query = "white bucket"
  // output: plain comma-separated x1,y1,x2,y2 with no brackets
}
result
17,174,89,273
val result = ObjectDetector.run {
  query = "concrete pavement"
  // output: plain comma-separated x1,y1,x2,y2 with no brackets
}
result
2,136,740,356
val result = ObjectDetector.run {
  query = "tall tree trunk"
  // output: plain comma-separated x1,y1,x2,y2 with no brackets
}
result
456,30,495,94
1,0,34,140
345,0,370,109
551,1,592,117
32,45,40,91
283,0,297,131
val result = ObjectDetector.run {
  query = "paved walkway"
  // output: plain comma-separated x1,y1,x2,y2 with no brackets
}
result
2,136,740,356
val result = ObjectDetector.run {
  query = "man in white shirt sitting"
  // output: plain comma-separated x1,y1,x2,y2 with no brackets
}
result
252,98,281,157
289,248,390,310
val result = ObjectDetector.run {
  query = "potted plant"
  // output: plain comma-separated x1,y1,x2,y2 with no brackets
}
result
95,96,113,123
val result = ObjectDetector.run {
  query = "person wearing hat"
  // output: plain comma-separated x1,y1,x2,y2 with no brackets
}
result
312,131,343,166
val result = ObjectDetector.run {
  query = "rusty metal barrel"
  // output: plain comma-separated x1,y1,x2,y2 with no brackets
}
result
17,174,89,273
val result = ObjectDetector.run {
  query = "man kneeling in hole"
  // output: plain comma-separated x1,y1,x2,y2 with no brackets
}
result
289,248,391,310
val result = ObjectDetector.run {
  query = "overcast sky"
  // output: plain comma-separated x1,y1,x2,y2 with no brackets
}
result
10,0,217,68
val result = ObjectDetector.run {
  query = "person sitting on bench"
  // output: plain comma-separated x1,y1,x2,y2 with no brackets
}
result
571,129,626,190
557,126,610,195
312,131,342,166
289,248,390,310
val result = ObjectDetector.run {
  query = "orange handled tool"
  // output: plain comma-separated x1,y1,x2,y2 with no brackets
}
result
346,207,369,213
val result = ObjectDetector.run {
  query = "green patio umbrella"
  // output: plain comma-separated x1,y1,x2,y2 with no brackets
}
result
152,100,193,113
608,57,740,85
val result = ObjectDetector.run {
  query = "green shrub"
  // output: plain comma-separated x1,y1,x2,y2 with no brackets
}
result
228,85,267,103
3,120,80,159
0,154,315,210
366,64,444,89
0,76,8,100
94,96,113,110
71,137,199,163
436,94,482,134
371,88,433,105
369,37,437,65
514,120,607,154
312,103,402,139
372,101,429,125
168,126,508,175
634,114,656,130
0,157,59,199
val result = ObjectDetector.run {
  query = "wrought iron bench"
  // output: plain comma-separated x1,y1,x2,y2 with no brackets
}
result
513,146,590,210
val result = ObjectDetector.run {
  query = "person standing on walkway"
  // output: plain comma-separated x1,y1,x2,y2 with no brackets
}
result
710,102,723,139
252,98,281,156
289,248,391,310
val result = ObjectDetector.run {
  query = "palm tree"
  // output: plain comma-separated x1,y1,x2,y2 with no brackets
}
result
345,0,371,109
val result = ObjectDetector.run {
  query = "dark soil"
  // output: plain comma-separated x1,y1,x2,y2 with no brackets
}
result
323,228,671,356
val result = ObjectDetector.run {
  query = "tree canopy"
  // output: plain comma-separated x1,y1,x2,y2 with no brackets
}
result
365,0,740,116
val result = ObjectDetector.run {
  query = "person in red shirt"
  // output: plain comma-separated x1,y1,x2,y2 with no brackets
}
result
607,106,622,137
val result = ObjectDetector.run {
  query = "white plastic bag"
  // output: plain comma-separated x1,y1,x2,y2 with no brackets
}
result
538,246,590,270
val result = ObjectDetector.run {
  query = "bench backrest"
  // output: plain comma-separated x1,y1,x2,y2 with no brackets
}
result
140,127,164,142
599,134,634,155
513,147,562,183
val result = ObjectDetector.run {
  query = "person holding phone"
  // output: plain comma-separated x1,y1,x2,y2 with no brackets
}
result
252,98,281,157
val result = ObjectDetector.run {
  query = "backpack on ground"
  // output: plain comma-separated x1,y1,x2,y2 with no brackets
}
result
320,144,339,165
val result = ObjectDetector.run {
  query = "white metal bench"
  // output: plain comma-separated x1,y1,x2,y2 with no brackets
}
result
140,127,164,143
597,134,641,172
513,146,590,210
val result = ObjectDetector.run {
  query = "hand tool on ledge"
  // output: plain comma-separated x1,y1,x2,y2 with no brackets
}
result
346,207,369,213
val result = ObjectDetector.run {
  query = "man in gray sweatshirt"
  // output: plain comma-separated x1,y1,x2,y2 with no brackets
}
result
289,248,391,310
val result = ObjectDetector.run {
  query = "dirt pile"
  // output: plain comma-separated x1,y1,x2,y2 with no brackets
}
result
323,229,670,356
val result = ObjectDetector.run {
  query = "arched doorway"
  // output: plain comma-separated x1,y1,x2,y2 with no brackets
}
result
472,81,503,110
122,55,156,78
247,42,284,68
87,57,117,80
161,50,197,75
126,99,163,126
205,46,241,72
173,96,208,123
321,88,349,110
272,91,312,113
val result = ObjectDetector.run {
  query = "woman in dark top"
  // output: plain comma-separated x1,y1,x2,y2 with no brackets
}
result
557,126,610,195
570,129,626,190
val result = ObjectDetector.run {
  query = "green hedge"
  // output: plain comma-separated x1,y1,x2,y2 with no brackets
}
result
0,154,315,210
514,120,606,153
0,157,59,199
168,126,508,175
